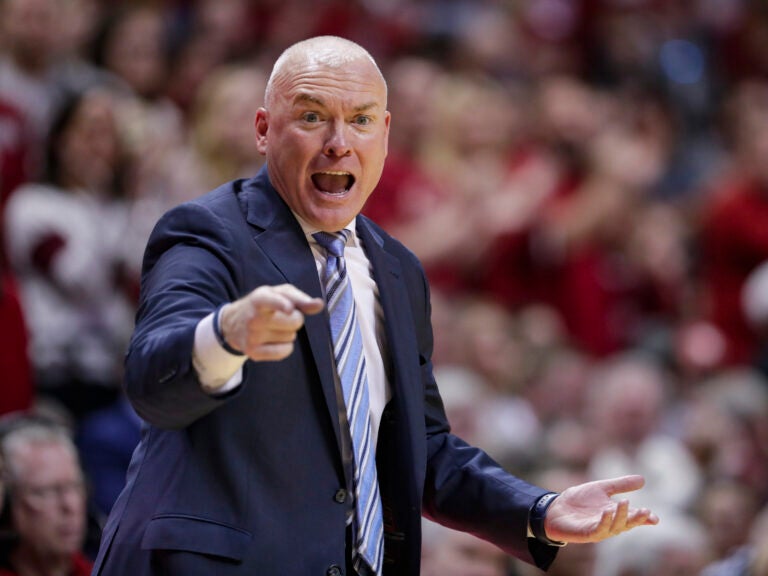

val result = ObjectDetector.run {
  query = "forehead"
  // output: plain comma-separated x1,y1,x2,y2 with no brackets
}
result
13,441,78,482
274,57,387,109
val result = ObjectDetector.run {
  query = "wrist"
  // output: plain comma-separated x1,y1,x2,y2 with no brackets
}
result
530,492,567,547
213,304,245,356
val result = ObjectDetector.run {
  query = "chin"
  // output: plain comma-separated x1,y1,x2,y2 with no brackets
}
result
309,208,359,232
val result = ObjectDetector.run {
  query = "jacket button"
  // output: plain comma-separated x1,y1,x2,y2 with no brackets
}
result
326,565,342,576
333,489,347,503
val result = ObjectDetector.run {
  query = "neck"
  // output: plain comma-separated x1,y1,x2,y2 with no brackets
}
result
10,545,72,576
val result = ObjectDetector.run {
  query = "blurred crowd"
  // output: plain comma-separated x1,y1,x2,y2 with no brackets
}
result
1,0,768,574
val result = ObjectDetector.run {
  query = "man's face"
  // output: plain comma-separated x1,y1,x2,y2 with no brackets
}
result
255,56,390,232
10,442,87,559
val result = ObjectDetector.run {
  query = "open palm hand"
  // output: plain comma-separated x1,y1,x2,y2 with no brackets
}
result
544,475,659,544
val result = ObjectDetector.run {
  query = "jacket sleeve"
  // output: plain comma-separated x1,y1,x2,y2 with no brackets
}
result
123,199,246,429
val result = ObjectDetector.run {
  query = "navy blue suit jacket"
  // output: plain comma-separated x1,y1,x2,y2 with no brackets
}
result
92,167,558,575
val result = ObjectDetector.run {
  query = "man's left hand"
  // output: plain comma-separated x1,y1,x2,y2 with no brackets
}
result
544,475,659,544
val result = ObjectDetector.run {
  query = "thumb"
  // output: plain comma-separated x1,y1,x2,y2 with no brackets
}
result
602,475,646,497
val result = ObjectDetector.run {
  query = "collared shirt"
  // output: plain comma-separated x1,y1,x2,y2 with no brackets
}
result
192,216,391,447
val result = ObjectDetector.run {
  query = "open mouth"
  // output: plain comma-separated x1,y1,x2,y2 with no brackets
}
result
311,171,355,195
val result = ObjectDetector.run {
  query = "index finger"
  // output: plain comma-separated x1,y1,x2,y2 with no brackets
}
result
266,284,325,315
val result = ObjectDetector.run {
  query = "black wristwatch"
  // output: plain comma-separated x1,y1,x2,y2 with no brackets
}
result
530,492,567,547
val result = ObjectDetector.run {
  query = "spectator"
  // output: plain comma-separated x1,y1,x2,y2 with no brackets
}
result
120,63,270,290
0,99,34,416
0,0,86,178
161,63,269,201
701,501,768,576
0,420,92,576
698,480,760,566
585,353,702,513
362,56,448,274
420,519,511,576
594,511,708,576
91,4,184,205
698,79,768,365
682,369,768,504
4,88,135,419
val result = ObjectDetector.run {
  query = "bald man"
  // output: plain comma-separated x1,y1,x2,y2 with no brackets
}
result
92,36,656,576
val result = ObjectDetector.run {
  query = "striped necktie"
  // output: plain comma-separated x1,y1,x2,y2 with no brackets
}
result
313,230,384,576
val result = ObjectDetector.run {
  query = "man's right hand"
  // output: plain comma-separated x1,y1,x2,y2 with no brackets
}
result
219,284,324,361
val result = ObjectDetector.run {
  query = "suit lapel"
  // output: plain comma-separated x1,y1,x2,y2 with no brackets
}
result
356,217,426,476
242,170,344,459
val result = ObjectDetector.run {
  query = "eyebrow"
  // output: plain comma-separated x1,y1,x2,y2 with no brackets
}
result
294,93,324,107
293,93,379,113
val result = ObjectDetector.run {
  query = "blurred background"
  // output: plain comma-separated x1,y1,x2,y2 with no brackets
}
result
1,0,768,574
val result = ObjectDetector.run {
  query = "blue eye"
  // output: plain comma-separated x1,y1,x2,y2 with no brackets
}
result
304,112,320,123
354,116,372,126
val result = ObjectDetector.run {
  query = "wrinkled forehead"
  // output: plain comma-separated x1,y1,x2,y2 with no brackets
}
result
266,46,387,107
301,44,370,70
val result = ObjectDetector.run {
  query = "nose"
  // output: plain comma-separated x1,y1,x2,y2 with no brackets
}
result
323,122,351,157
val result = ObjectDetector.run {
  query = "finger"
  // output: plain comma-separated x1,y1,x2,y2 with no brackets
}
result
294,296,325,315
609,499,629,534
244,341,296,361
270,325,303,340
294,297,324,315
262,308,307,332
271,284,325,315
250,328,299,345
601,475,646,497
593,506,614,538
627,507,660,528
249,287,301,316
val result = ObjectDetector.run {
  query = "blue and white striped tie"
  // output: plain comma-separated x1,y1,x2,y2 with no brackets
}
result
314,230,384,576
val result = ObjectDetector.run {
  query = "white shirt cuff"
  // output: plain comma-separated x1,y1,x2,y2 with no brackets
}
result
193,312,246,394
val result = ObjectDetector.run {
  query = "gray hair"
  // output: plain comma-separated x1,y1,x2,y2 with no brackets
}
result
1,421,80,488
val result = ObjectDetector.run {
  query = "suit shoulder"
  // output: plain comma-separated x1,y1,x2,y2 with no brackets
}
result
186,178,251,216
144,179,257,269
358,215,420,265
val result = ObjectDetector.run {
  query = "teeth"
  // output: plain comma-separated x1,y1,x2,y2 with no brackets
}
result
317,171,350,176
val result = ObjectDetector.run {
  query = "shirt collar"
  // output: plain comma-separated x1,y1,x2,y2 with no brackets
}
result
293,212,358,246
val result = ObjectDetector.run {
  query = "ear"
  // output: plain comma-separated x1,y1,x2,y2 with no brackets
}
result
383,110,391,157
254,108,269,156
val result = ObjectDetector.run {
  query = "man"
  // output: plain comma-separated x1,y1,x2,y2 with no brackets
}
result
93,36,657,576
0,421,92,576
0,0,60,177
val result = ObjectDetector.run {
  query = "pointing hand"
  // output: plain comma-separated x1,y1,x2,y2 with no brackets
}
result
219,284,324,361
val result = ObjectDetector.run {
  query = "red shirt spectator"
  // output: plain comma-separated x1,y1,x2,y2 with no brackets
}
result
699,177,768,364
0,99,33,415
